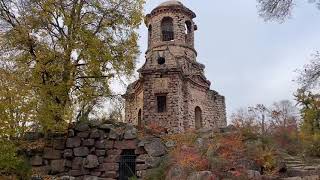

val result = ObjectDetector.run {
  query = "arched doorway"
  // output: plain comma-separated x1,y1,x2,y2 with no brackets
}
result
138,109,142,127
195,106,202,129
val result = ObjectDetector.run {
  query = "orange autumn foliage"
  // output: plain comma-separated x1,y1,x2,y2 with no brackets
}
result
216,133,245,164
172,146,209,171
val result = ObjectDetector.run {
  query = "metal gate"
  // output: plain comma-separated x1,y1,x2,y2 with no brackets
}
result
119,149,136,180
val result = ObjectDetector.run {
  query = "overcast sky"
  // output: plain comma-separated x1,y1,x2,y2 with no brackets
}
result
114,0,320,117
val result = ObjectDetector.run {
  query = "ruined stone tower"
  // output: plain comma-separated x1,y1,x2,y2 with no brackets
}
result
124,0,227,133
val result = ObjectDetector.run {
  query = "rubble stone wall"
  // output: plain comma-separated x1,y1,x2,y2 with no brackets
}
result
25,122,167,180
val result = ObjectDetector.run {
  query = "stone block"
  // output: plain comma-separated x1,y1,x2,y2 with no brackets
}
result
104,155,120,163
50,159,65,174
83,175,98,180
136,164,148,171
106,149,121,155
72,157,84,170
95,150,106,156
135,147,146,155
75,123,90,132
105,141,114,149
99,124,114,131
102,171,117,178
98,157,104,164
102,163,119,171
69,170,82,177
43,148,61,160
90,129,100,139
64,149,73,158
114,140,137,149
66,137,81,148
136,154,161,168
108,129,119,140
84,155,99,169
144,138,166,157
65,160,72,168
95,140,106,149
53,139,66,150
83,139,95,147
90,171,101,177
77,131,90,138
124,126,137,140
30,155,43,166
74,147,89,157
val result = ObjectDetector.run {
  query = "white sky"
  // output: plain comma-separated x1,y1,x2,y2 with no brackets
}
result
112,0,320,117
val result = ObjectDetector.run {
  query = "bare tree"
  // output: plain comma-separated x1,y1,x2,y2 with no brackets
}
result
297,52,320,91
269,100,300,129
257,0,294,22
257,0,320,22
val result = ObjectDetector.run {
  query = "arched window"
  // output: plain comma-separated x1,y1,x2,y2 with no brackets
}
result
161,17,174,41
185,21,192,34
185,20,192,44
138,109,142,127
195,106,202,129
148,25,152,47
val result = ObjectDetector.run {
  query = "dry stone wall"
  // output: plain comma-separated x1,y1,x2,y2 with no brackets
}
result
24,121,167,180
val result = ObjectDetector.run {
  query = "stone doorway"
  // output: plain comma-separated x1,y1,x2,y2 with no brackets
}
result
195,106,202,129
119,149,136,180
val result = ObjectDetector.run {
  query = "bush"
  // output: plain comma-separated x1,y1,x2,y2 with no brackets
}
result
172,146,209,172
303,133,320,157
272,127,302,156
0,140,31,179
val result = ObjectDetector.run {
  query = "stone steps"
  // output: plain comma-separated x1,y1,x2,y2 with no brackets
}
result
281,154,320,179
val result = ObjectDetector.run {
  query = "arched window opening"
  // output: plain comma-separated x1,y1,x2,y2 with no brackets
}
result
138,109,142,127
195,106,202,129
148,25,152,46
185,20,192,44
185,21,192,34
161,17,174,41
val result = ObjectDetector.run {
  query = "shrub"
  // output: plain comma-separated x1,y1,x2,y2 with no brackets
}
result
272,127,302,156
172,146,209,172
0,140,31,179
302,133,320,157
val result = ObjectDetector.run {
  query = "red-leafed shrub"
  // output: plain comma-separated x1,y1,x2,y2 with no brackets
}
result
172,145,209,172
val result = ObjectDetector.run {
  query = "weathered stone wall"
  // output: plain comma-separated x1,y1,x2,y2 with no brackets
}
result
183,82,227,130
124,83,143,125
25,122,167,180
142,72,185,133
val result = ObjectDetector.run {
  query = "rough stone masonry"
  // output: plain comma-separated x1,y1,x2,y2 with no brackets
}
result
123,0,227,133
25,121,168,180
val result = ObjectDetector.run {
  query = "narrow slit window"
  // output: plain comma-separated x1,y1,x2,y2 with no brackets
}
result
157,95,167,113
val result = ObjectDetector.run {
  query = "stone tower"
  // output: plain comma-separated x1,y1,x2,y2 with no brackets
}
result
124,0,227,133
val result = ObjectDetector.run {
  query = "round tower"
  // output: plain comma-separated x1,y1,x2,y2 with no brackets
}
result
144,0,198,65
